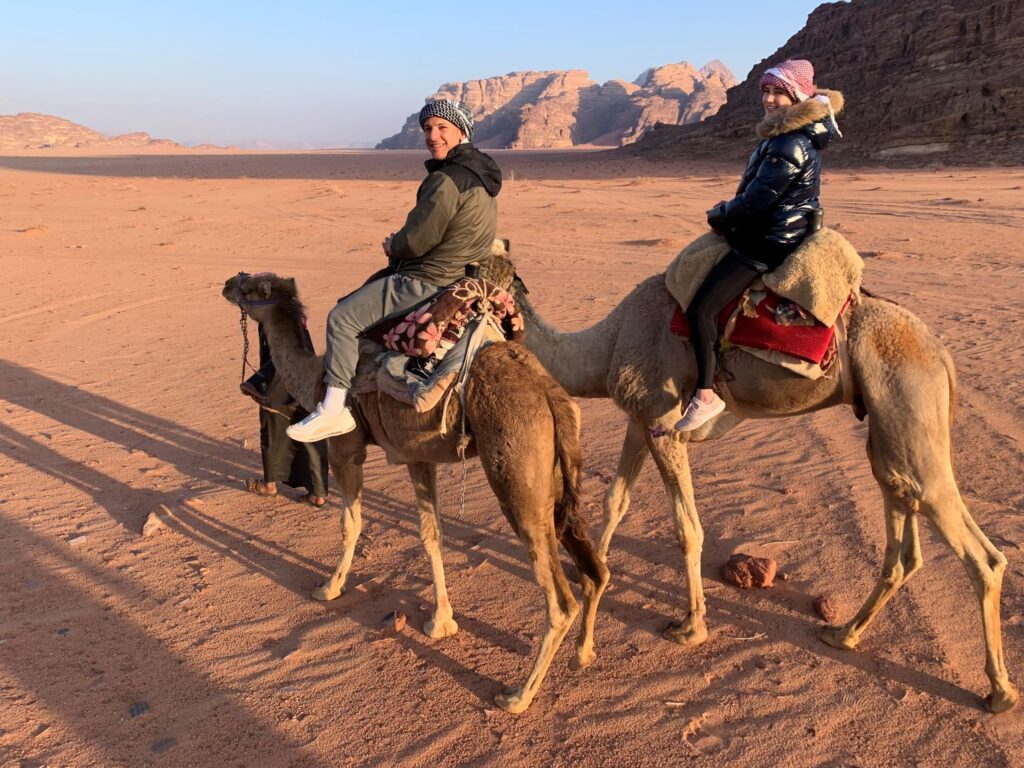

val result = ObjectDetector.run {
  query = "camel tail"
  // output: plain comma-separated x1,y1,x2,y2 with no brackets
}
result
939,342,959,465
547,386,606,586
547,385,582,535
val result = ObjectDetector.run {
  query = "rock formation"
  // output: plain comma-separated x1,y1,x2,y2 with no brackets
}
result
0,113,183,150
632,0,1024,165
377,61,735,149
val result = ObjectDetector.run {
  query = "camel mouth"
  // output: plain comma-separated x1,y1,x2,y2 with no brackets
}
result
222,275,243,304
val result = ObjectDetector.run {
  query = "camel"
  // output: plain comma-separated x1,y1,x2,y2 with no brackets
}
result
508,262,1018,713
221,272,609,714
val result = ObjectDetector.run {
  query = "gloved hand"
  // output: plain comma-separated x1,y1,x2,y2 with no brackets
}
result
706,201,728,232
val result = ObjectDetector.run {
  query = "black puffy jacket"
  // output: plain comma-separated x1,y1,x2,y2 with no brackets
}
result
708,89,844,259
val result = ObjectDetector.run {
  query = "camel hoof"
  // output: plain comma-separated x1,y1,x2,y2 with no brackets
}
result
424,616,459,639
570,648,597,671
818,625,858,650
311,583,343,602
987,683,1019,714
663,618,708,647
495,686,531,714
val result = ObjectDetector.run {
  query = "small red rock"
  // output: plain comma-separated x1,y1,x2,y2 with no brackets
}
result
813,595,841,624
721,554,777,589
381,611,407,633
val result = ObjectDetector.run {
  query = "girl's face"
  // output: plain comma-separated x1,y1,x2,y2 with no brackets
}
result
762,85,794,115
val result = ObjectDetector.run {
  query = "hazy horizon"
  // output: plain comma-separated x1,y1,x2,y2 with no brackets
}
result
1,0,827,148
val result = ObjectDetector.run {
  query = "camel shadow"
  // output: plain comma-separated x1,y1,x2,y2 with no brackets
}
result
0,358,252,529
601,522,984,711
0,514,318,765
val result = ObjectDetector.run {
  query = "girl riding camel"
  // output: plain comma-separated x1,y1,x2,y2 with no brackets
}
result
676,59,843,432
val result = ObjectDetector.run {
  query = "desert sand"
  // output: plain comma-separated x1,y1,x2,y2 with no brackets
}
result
1,149,1023,767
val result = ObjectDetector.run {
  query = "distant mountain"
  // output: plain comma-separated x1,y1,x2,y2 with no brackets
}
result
0,112,183,150
377,61,735,150
632,0,1024,165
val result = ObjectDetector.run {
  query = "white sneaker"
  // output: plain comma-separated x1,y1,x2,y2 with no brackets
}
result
286,404,357,442
674,393,726,432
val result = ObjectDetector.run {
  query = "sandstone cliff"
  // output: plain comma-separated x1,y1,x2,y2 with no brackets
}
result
0,113,183,150
632,0,1024,165
377,61,735,149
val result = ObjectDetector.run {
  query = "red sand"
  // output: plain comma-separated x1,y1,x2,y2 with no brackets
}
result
1,149,1023,766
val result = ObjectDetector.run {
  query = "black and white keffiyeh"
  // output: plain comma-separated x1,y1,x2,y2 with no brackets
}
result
418,99,474,140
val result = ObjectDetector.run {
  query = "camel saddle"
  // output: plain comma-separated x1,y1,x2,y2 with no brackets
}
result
356,264,522,414
665,227,863,379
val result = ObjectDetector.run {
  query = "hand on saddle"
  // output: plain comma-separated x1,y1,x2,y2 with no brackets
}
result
706,201,728,232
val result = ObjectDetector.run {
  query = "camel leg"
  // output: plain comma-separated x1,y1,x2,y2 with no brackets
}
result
924,487,1018,712
647,435,708,647
407,462,459,639
559,516,611,671
820,491,921,647
312,448,364,601
495,521,580,714
597,418,649,562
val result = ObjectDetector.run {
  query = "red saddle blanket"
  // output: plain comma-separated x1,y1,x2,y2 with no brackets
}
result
670,291,846,365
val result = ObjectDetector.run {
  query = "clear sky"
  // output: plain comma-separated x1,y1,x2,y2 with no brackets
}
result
0,0,827,147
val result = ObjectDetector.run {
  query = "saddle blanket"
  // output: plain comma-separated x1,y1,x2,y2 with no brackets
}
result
360,275,520,413
670,289,852,374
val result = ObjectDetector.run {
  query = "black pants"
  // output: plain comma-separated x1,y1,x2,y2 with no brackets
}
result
687,238,800,391
686,251,761,391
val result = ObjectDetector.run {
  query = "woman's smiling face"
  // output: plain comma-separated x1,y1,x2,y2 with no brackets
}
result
762,85,795,115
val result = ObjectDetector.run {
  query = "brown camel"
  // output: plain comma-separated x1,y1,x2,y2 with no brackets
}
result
222,272,609,714
509,265,1018,713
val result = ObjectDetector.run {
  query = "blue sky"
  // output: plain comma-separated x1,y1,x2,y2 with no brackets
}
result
0,0,827,147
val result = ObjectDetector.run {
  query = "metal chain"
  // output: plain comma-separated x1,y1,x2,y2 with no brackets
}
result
239,307,255,382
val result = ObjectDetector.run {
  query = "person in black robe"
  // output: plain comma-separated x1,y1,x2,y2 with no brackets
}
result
241,324,329,506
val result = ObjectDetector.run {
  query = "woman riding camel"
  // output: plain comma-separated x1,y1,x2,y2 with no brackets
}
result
676,58,843,432
288,99,502,442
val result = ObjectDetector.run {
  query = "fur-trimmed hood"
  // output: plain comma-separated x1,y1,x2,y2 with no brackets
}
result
756,89,844,141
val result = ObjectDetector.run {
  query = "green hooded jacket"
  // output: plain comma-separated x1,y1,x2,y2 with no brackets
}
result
388,144,502,286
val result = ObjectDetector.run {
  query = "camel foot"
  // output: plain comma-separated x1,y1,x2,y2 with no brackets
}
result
424,616,459,639
570,646,597,672
987,682,1019,714
663,616,708,647
495,686,533,714
818,624,859,650
311,582,344,601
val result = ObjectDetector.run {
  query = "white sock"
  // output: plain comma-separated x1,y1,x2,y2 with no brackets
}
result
321,386,349,416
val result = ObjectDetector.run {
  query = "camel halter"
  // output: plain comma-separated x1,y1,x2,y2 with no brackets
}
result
234,271,279,383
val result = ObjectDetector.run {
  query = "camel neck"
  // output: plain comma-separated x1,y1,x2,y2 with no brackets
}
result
516,294,615,398
259,306,323,412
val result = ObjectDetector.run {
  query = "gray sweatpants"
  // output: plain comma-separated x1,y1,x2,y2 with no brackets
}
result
324,273,439,388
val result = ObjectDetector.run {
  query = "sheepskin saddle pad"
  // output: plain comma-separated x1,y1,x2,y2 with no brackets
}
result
666,227,863,327
357,275,523,413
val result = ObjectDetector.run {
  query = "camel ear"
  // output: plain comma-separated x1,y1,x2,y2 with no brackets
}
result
283,278,296,296
258,280,273,299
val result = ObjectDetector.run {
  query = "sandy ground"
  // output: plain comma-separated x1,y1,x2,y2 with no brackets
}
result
1,149,1023,767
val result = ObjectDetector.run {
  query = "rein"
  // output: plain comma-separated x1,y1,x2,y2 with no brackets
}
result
234,270,280,382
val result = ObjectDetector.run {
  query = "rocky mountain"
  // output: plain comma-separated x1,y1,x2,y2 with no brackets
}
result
632,0,1024,165
0,113,182,150
377,61,735,150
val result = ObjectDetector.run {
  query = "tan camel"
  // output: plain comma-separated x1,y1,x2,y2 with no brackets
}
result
510,267,1018,713
222,272,609,714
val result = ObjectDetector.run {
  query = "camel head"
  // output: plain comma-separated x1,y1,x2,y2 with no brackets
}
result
221,271,303,324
